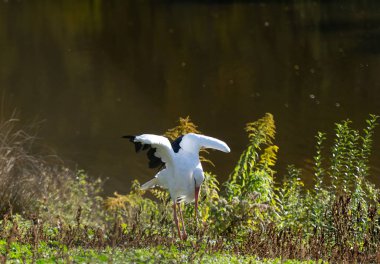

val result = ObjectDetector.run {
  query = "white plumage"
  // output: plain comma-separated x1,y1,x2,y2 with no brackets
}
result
124,132,230,240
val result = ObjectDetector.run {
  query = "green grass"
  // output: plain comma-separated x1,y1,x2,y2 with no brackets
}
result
0,240,322,263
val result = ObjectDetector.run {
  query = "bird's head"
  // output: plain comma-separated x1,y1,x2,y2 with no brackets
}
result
193,169,204,220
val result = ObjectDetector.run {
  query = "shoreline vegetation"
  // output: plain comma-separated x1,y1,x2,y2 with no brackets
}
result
0,114,380,263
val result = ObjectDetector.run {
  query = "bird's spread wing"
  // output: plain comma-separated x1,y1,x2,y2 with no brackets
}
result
123,134,174,168
179,133,231,154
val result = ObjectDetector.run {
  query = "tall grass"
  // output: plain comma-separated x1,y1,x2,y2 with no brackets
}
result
0,117,44,213
0,116,104,225
0,114,379,262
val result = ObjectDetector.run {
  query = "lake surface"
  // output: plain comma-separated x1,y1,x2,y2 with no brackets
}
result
1,0,380,194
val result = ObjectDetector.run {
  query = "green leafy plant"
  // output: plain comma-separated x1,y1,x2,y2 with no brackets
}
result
276,166,305,229
225,113,278,204
1,113,380,262
274,114,380,255
36,169,105,226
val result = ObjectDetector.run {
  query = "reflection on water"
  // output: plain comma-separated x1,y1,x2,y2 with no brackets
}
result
1,0,380,194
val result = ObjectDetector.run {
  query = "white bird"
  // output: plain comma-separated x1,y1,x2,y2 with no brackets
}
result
123,133,230,240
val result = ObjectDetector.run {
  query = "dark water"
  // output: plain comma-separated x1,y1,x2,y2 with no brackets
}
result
1,0,380,194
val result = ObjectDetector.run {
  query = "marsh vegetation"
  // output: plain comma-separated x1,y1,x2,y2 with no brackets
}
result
0,114,379,263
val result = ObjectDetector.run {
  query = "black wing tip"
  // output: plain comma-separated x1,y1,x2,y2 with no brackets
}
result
122,135,141,152
122,135,135,140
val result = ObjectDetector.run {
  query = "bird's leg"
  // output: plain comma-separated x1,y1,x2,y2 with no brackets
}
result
177,203,187,240
194,186,200,221
172,202,182,240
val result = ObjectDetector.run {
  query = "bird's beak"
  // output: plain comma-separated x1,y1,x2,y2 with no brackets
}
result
194,186,200,220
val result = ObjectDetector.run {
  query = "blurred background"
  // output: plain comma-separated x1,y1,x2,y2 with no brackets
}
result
0,0,379,194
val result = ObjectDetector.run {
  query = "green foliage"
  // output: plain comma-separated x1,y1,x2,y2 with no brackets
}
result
275,114,380,253
276,166,306,229
225,113,278,204
326,115,379,194
0,239,316,263
100,114,380,262
221,113,278,233
36,170,105,226
314,115,380,233
313,132,326,192
104,180,174,240
2,114,380,262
